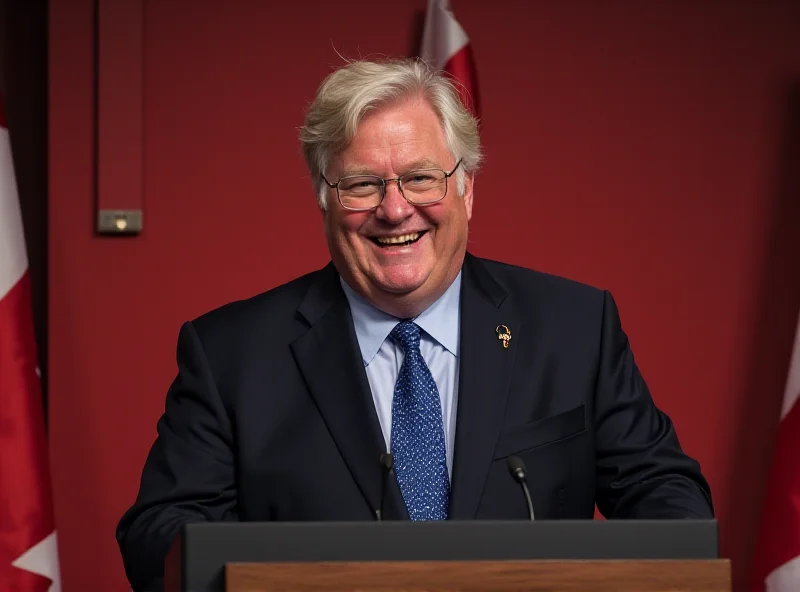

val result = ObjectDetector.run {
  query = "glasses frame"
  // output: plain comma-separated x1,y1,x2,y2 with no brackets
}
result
321,159,463,212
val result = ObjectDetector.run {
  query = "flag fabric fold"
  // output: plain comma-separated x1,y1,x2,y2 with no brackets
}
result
420,0,480,119
0,99,61,592
752,311,800,591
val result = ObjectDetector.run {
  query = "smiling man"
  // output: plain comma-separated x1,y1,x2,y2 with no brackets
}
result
316,92,473,320
116,58,714,591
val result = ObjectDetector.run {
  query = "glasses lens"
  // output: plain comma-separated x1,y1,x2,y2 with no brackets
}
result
400,169,448,204
338,176,383,210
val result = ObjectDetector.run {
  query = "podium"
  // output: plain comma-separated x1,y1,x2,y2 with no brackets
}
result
164,520,730,591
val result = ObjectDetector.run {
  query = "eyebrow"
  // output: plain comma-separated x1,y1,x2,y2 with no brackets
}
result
338,167,381,178
339,159,446,178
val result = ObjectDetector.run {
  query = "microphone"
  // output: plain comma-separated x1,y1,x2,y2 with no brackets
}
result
507,455,535,520
376,452,394,521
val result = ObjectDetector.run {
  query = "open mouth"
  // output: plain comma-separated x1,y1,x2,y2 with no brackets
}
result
370,230,428,248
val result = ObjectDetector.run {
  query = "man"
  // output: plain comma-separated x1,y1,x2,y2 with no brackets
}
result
116,58,713,591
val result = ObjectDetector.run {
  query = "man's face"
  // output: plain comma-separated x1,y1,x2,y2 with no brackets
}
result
322,97,474,317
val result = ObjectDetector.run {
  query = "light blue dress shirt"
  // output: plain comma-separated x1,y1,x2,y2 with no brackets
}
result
340,272,461,479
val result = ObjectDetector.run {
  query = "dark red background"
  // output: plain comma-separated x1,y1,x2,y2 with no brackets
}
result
40,0,800,590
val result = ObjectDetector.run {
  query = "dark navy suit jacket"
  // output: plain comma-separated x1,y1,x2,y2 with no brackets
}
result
116,253,713,591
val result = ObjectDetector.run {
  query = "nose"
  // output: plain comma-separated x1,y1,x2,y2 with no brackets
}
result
374,180,415,224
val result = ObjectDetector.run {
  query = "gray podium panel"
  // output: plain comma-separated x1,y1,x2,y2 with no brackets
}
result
169,519,719,591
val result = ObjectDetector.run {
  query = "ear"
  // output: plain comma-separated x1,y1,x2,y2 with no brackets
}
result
318,188,331,218
462,172,475,221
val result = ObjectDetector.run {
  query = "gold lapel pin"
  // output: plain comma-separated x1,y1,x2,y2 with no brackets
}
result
495,325,511,349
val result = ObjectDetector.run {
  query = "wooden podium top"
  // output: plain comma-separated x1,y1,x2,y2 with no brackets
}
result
226,558,731,591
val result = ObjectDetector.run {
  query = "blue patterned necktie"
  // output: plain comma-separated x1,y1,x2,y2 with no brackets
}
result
389,320,450,520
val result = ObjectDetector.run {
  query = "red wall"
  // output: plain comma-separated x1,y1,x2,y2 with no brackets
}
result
48,1,800,590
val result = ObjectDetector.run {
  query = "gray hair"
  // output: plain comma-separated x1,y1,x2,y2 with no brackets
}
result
299,57,482,209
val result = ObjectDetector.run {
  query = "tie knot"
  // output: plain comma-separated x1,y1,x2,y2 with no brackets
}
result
390,320,421,353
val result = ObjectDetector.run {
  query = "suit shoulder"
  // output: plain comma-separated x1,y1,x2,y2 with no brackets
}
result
187,266,322,340
476,257,606,303
473,256,613,343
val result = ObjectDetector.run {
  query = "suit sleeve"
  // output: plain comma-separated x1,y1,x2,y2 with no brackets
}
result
116,321,238,592
593,291,714,519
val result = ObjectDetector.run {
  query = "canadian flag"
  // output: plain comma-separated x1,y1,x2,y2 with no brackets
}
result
420,0,480,118
752,311,800,591
0,101,61,591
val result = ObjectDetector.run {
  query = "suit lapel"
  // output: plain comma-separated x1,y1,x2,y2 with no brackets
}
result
449,254,520,519
290,264,409,520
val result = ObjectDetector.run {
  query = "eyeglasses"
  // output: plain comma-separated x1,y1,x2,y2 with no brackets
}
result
321,160,462,211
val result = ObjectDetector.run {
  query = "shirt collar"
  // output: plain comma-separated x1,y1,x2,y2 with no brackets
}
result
340,271,462,365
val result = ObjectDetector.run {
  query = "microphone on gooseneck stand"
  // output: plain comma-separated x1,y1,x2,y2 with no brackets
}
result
375,452,395,521
507,455,535,521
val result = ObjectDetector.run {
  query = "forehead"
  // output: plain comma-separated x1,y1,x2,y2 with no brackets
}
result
334,98,451,172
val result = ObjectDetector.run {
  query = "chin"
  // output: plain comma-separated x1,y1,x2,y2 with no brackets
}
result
371,270,430,296
373,278,425,295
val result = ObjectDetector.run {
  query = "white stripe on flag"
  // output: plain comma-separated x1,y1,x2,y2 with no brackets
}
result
767,554,800,592
0,126,28,300
420,0,469,69
780,310,800,421
11,532,61,592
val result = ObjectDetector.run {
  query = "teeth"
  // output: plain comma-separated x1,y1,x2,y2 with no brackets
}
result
376,232,420,245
